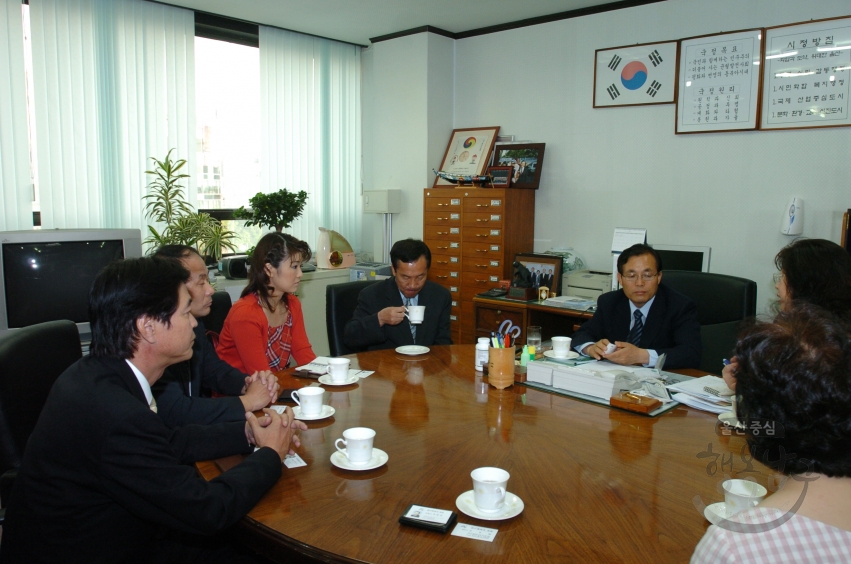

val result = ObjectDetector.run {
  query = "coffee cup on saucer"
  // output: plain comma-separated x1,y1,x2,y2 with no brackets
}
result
405,305,425,325
551,336,572,358
328,358,351,383
723,479,767,516
335,427,375,465
471,467,509,512
291,387,324,417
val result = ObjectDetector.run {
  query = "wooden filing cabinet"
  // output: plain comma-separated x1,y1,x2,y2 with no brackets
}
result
424,187,535,344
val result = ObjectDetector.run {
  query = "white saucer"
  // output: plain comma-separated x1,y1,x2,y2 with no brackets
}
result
330,448,388,471
455,490,524,521
292,404,335,421
718,411,744,429
318,374,359,386
395,345,430,356
543,350,579,360
704,502,730,525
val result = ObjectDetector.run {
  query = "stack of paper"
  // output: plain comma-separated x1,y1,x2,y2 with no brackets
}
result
527,360,636,400
542,295,596,311
666,376,733,414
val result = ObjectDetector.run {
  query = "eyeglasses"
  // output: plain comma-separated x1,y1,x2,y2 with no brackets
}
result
621,272,659,282
773,272,784,284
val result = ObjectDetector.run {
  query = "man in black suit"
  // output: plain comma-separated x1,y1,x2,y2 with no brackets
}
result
152,245,278,428
344,239,452,351
572,244,701,369
0,257,306,563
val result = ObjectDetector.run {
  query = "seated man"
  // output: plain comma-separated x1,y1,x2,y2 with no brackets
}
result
572,244,701,369
344,239,452,351
152,245,278,428
0,257,306,563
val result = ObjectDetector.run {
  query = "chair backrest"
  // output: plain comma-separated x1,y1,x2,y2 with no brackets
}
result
199,291,233,337
0,320,82,475
326,280,381,357
662,270,757,374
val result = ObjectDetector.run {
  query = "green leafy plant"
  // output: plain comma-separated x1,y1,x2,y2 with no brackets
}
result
233,188,308,232
142,149,238,261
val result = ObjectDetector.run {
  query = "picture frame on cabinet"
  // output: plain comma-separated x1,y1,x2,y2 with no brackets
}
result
514,253,562,297
486,166,513,187
492,143,546,190
434,126,500,187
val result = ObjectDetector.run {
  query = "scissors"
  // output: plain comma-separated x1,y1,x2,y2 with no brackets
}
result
498,320,521,339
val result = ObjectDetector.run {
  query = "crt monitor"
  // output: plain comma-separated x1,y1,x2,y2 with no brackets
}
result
652,244,711,273
0,229,143,339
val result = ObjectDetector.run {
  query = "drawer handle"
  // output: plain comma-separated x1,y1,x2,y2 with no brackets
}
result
437,260,448,265
436,275,448,279
476,219,489,222
475,249,487,252
475,279,487,283
437,203,447,207
437,246,449,250
437,231,447,235
437,217,447,221
476,234,489,237
476,264,488,268
476,204,490,208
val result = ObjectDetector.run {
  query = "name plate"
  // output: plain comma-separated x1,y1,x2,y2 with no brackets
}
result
451,198,460,205
450,286,458,293
450,242,459,248
491,199,502,206
450,213,460,220
490,230,500,236
451,300,458,307
450,272,459,278
490,275,499,282
450,228,459,234
490,214,501,221
490,245,500,251
490,260,499,267
450,257,459,263
450,315,457,321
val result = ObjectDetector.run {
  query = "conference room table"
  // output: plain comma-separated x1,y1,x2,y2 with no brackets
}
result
197,345,773,563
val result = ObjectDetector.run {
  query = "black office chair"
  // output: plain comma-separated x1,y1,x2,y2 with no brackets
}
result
662,270,757,374
0,320,82,521
326,280,381,356
199,291,233,341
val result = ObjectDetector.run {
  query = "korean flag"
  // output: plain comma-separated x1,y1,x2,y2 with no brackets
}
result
595,42,676,107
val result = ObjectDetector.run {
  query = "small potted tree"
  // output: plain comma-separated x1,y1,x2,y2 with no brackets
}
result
233,188,308,233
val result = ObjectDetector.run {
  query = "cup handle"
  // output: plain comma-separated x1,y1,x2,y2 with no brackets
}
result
335,438,347,454
291,391,301,407
496,487,506,497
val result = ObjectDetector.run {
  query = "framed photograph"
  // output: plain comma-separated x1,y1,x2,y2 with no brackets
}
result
514,253,563,297
434,126,500,187
594,41,678,107
486,166,512,187
761,16,851,130
492,143,546,190
676,29,763,134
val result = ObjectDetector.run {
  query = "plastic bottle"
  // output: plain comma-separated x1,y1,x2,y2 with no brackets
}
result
475,338,490,371
527,345,536,364
520,345,529,367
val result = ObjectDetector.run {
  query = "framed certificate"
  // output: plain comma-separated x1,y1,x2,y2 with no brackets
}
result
594,41,678,107
434,127,500,187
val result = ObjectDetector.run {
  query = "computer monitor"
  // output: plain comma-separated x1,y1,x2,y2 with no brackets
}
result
653,244,711,273
0,229,143,339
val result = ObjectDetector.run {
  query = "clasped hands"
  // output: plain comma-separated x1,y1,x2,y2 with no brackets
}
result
582,339,650,366
239,370,280,412
245,407,307,462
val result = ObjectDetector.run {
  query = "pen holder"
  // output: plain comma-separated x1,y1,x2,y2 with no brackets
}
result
488,346,516,390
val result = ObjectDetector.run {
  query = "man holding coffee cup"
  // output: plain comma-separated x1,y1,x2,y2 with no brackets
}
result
344,239,452,351
572,244,701,369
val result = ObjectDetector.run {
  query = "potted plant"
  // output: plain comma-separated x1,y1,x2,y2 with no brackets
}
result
233,188,308,233
143,149,238,261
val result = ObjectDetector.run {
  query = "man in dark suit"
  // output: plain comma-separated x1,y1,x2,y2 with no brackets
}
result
0,257,306,563
572,244,701,369
152,245,278,428
344,239,452,351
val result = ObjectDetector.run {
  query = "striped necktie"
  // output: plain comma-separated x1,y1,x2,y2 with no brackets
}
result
406,298,416,343
149,397,158,413
628,310,644,346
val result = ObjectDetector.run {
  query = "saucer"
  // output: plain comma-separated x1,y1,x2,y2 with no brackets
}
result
543,350,579,360
330,448,388,471
292,404,335,421
395,345,430,356
718,411,744,429
704,502,731,525
318,374,359,386
455,490,524,521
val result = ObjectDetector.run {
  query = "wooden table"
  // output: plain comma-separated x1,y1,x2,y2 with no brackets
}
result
473,296,595,345
197,345,771,563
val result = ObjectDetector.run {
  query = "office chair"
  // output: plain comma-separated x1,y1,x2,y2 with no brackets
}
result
0,320,83,521
662,270,757,374
326,280,381,356
199,290,232,343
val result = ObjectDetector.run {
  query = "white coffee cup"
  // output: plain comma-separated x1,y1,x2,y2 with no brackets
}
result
551,336,572,358
328,358,351,383
405,305,425,325
471,467,510,512
723,479,767,516
335,427,376,465
291,386,324,416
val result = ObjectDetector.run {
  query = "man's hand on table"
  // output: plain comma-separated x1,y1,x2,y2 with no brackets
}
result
240,371,280,411
582,339,650,366
377,306,406,327
246,407,307,461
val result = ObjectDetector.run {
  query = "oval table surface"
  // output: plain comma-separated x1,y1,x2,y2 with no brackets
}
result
197,345,772,564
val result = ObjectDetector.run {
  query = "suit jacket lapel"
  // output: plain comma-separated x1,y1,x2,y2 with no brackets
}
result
641,286,667,347
614,293,632,342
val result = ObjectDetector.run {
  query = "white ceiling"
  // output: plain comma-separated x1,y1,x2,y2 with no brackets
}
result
164,0,638,45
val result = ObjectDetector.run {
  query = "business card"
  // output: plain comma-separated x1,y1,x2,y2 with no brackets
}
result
404,505,454,525
451,523,497,542
283,453,307,468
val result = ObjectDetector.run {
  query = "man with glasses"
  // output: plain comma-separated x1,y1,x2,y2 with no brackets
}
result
572,244,701,369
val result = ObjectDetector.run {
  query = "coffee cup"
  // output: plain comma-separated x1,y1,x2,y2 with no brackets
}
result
405,305,425,325
335,427,375,465
291,386,324,416
471,467,509,512
328,358,351,383
551,336,572,358
723,479,767,516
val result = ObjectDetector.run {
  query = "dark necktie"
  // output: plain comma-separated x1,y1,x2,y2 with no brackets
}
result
406,298,416,343
628,310,644,346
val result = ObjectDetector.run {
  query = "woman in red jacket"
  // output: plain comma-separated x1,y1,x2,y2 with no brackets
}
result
217,232,317,373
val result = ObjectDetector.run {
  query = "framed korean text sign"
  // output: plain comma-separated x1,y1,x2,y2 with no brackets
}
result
676,29,763,133
434,127,500,187
761,16,851,130
594,41,678,107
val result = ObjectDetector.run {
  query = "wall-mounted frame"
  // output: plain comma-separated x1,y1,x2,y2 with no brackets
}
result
514,253,563,297
486,166,512,187
492,143,546,189
761,16,851,130
676,29,763,134
434,126,500,187
594,41,678,107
